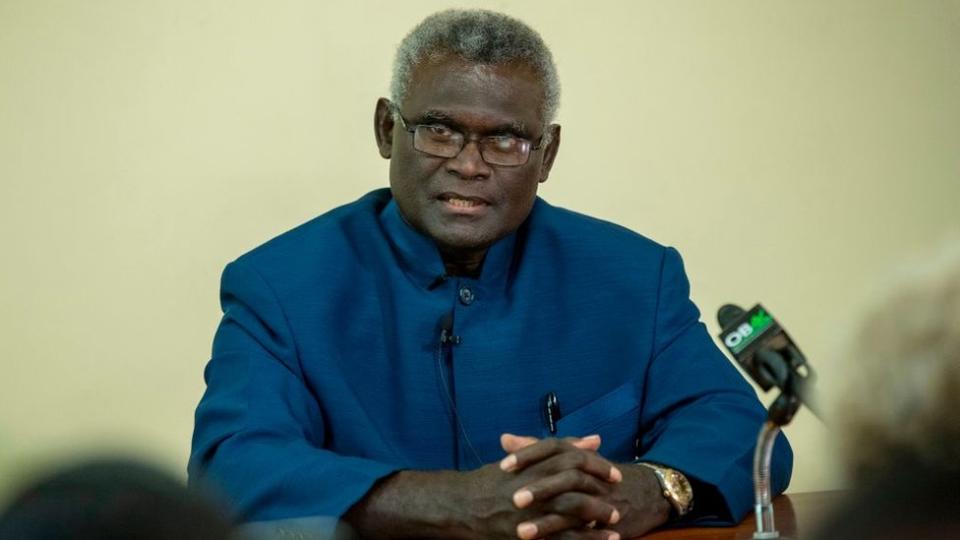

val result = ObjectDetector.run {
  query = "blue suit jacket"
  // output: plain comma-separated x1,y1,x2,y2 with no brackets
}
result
189,189,792,524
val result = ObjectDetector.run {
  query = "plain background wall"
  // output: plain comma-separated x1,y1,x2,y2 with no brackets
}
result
2,0,958,502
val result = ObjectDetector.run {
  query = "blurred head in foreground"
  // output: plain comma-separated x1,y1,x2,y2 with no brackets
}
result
817,240,960,538
0,458,232,540
837,240,960,478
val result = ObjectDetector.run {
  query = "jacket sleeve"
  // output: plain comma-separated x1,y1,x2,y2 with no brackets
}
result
635,247,793,524
188,259,399,522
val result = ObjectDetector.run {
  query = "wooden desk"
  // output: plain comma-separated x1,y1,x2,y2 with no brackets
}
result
641,491,846,539
238,491,848,539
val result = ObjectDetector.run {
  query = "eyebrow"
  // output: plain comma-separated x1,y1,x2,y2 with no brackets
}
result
413,110,531,139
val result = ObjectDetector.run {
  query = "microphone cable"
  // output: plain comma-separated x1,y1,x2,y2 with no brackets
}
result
436,313,484,468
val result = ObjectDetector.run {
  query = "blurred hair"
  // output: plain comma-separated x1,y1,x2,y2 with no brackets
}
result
390,9,560,124
836,240,960,479
812,240,960,539
0,458,232,540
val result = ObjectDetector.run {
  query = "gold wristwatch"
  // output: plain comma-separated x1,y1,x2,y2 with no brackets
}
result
637,462,694,518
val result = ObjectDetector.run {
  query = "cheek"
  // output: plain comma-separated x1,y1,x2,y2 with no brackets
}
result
390,152,440,194
508,168,543,199
499,177,541,218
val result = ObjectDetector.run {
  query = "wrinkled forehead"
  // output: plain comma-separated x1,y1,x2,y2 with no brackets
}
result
403,56,547,131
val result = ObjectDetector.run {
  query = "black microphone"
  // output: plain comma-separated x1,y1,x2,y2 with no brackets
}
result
716,303,821,421
439,312,461,345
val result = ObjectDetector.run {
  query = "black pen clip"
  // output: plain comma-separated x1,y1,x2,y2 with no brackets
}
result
543,392,561,436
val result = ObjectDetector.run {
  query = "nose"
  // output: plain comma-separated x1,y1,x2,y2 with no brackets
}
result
445,140,492,180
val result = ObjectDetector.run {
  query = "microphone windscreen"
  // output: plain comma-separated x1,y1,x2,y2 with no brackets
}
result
717,304,746,330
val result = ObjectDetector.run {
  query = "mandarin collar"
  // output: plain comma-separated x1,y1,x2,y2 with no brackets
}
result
378,197,520,291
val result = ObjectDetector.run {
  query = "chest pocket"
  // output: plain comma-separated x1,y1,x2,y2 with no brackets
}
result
554,382,641,460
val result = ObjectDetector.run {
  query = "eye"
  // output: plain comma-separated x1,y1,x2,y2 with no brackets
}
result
422,124,455,140
489,136,519,152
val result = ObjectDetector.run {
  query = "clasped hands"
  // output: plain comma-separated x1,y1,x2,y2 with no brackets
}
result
458,433,669,540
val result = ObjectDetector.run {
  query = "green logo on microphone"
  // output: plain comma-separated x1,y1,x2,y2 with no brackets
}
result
723,307,774,354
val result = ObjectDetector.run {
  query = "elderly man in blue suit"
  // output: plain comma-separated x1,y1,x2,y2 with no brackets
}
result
189,9,792,540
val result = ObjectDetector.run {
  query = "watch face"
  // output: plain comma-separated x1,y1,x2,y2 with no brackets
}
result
639,462,694,515
664,470,694,510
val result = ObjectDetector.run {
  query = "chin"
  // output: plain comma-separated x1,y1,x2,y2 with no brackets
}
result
432,229,497,252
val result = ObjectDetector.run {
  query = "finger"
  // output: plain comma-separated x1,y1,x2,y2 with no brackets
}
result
545,492,621,526
570,436,602,452
513,469,617,510
512,492,621,525
516,513,579,539
514,450,622,496
503,436,599,456
546,528,621,540
517,505,620,540
502,433,541,453
501,437,565,472
501,434,600,465
502,436,607,473
547,529,621,540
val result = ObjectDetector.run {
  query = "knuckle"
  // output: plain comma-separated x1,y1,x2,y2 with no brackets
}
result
560,469,582,488
562,436,581,444
582,453,605,472
550,492,579,514
581,498,606,519
580,475,602,493
551,492,608,522
536,513,578,538
575,472,592,491
577,495,609,520
517,443,544,465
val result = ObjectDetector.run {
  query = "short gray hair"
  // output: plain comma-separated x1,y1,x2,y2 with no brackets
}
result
390,9,560,124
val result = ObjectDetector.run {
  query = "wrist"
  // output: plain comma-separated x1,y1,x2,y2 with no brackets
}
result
409,469,484,540
635,462,694,520
344,469,478,540
441,469,487,540
611,463,671,537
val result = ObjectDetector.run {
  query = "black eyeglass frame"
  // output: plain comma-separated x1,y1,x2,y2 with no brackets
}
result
391,105,548,167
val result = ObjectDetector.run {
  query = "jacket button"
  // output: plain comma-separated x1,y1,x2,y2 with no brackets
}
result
458,287,475,305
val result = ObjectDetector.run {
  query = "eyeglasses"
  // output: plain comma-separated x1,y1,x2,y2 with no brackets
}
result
393,107,546,167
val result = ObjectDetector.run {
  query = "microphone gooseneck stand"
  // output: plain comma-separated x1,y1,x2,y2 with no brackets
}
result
752,392,800,539
715,303,822,540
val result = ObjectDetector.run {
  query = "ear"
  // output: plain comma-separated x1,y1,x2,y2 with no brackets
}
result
374,97,395,159
537,124,561,183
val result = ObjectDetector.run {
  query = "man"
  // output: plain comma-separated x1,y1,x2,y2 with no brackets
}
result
189,9,792,539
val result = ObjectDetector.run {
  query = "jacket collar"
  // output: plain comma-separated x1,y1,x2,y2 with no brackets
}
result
378,196,519,291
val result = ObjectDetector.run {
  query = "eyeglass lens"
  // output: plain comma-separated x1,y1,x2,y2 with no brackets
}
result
413,125,531,166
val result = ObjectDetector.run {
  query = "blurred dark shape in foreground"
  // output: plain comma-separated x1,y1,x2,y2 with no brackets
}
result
813,241,960,538
813,455,960,539
0,458,232,540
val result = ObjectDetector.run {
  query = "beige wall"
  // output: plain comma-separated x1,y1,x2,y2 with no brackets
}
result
2,0,958,501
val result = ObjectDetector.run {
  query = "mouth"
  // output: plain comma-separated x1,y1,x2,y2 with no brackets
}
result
436,192,491,214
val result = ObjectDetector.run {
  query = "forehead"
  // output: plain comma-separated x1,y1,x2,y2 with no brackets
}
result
402,57,546,130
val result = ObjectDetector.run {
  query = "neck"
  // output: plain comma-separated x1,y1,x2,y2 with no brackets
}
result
439,246,487,278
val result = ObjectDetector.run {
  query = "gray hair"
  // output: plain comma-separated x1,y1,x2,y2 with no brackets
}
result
835,240,960,479
390,9,560,124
